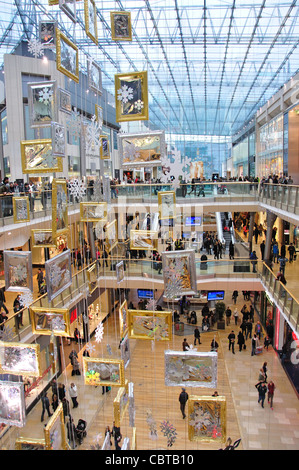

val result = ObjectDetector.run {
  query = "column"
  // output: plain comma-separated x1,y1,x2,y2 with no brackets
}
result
264,209,277,264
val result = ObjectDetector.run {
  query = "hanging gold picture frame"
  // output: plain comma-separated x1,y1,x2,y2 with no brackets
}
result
188,395,226,443
21,139,63,174
119,299,128,338
15,437,46,450
115,71,149,123
113,380,129,427
130,230,158,251
80,202,107,222
31,229,56,248
56,28,79,83
100,135,110,160
84,0,98,45
52,178,68,238
44,403,67,450
110,11,132,42
87,262,98,293
158,190,176,220
128,310,172,341
30,307,71,337
83,357,125,387
105,219,118,252
13,196,30,224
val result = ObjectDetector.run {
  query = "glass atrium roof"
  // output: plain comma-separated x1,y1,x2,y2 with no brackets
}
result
1,0,299,138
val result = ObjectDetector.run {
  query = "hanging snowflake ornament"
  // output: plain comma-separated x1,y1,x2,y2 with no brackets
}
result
95,322,104,343
0,325,14,342
84,115,102,156
86,342,96,355
27,38,44,58
123,143,141,162
146,298,158,311
66,107,82,143
160,148,191,190
106,344,113,356
19,292,34,308
68,179,86,200
117,84,134,104
186,344,198,352
51,316,66,332
134,100,144,112
38,87,54,105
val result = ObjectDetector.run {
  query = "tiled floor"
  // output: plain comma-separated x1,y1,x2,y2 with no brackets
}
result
2,230,299,450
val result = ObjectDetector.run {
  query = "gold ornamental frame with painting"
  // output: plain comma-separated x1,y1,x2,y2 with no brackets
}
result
21,139,63,174
29,306,71,337
127,309,172,341
80,201,107,222
13,196,30,224
158,190,176,220
188,395,227,443
105,219,118,253
52,178,68,238
31,229,56,248
113,380,129,427
84,0,98,45
115,71,148,123
44,403,67,450
110,11,132,41
15,437,46,450
130,229,158,251
56,28,79,83
83,357,125,388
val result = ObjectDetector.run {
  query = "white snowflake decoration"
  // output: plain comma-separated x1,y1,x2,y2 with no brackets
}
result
117,84,134,104
68,179,86,200
146,298,158,311
27,38,44,58
15,200,28,221
12,265,27,283
0,325,14,342
66,107,82,143
95,322,104,343
160,148,191,189
52,123,65,156
91,178,102,202
39,87,54,105
50,265,63,289
186,344,198,352
85,115,102,156
134,100,144,112
19,292,34,308
44,149,58,168
86,342,96,355
51,316,66,332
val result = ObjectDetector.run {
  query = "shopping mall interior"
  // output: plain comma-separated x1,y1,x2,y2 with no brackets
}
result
0,0,299,453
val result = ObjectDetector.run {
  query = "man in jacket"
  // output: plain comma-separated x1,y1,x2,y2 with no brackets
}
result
179,388,189,419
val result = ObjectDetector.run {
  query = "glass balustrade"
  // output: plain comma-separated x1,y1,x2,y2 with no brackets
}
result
3,256,298,340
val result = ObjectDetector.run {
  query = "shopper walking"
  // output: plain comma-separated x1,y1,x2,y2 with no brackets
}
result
178,387,189,419
41,392,52,422
69,382,78,408
194,326,201,345
267,380,276,409
182,338,189,351
233,308,239,325
251,334,257,356
228,330,235,354
255,381,267,408
237,330,245,352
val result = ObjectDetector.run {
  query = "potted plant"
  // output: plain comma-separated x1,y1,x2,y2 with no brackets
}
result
215,301,226,329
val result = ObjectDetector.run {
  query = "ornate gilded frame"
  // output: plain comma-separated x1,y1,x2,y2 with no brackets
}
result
56,28,79,83
84,0,98,44
80,202,107,222
188,395,226,443
128,309,172,341
13,196,30,224
118,130,165,168
21,139,63,174
44,403,67,450
52,178,68,238
130,230,158,251
158,190,176,220
83,357,125,387
115,71,148,123
31,229,56,248
110,11,132,41
30,307,71,337
113,380,129,427
100,135,110,160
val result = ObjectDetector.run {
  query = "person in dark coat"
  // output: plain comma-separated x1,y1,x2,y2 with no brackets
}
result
179,388,189,419
194,327,201,345
237,330,245,351
41,392,52,422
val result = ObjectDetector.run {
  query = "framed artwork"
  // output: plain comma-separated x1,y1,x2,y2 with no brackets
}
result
188,396,226,443
58,88,72,114
31,229,56,248
4,250,33,293
120,334,130,369
28,80,57,128
21,140,63,174
105,219,118,252
15,437,46,450
88,59,102,95
111,11,132,41
95,104,103,124
80,202,107,222
83,357,125,387
162,249,197,298
30,307,71,337
100,135,110,160
59,0,76,23
13,196,30,224
0,342,41,378
0,381,26,428
115,71,149,123
119,300,128,337
87,262,98,293
130,230,158,251
39,20,56,47
52,178,68,238
113,380,129,427
56,29,79,83
118,130,165,168
84,0,98,44
128,310,172,341
116,260,125,284
51,122,65,157
158,190,176,220
164,351,218,388
44,403,67,450
45,249,72,301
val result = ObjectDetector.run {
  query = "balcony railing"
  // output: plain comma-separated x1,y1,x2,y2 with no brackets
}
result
2,256,298,341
